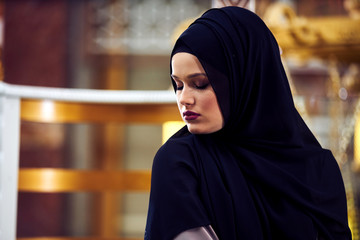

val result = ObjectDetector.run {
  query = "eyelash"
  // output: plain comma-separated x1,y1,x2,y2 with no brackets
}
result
175,83,209,91
195,84,209,89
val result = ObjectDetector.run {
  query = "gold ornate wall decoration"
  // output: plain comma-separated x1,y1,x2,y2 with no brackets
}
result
344,0,360,19
343,64,360,95
263,3,360,62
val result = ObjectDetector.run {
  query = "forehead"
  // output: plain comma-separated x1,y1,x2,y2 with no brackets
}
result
171,52,205,75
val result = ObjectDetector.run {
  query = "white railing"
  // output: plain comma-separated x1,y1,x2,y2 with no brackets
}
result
0,82,176,240
0,82,176,104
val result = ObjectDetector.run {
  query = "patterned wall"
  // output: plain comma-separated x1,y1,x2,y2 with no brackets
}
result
87,0,210,55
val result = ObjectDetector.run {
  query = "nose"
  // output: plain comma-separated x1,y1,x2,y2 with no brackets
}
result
178,87,195,106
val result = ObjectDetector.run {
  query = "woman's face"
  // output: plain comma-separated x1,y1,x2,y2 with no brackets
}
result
171,52,224,134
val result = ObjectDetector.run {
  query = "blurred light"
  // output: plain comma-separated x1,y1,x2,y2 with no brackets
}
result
41,100,55,121
339,87,348,100
162,121,184,143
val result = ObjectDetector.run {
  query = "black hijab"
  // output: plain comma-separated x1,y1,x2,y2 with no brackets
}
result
145,7,351,240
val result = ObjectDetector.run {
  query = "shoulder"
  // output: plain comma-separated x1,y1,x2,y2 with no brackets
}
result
146,133,211,240
157,125,194,155
150,132,204,188
153,133,197,171
157,133,195,157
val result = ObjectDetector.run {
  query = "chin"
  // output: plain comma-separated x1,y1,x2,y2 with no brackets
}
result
187,126,203,134
187,125,215,135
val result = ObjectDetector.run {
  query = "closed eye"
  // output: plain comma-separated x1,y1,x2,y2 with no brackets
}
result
172,80,183,91
176,85,183,91
195,83,209,90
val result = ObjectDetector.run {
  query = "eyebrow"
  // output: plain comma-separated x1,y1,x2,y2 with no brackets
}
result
171,73,207,79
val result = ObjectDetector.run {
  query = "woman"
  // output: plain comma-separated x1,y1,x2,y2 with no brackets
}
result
145,6,351,240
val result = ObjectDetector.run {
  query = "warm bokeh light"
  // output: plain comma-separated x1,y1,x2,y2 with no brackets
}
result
162,121,185,143
40,100,55,121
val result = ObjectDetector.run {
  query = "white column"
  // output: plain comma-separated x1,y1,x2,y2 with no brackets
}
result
0,95,21,240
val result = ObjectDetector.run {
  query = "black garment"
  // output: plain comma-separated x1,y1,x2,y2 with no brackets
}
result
145,7,351,240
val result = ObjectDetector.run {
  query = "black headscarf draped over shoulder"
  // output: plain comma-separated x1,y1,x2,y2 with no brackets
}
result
145,7,351,240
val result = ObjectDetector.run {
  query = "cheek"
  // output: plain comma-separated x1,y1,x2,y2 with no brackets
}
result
176,98,183,115
203,93,219,111
204,93,224,126
176,96,181,109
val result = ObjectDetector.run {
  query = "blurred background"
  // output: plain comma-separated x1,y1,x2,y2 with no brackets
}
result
1,0,360,239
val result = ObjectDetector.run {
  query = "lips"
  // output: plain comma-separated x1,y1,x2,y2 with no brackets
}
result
183,111,200,120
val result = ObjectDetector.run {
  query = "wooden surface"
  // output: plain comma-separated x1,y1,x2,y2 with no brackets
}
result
18,169,151,192
21,99,181,123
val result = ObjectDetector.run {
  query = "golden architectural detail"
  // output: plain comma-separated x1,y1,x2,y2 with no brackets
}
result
263,3,360,62
345,0,360,19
